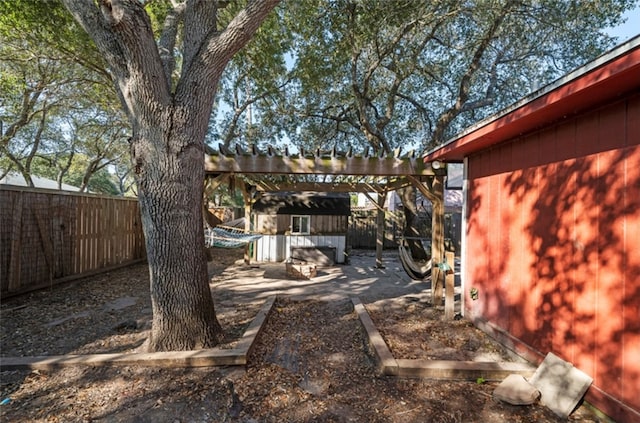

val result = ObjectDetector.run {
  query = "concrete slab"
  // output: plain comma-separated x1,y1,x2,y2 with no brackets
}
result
493,374,540,405
529,352,593,418
45,311,91,327
44,296,139,328
103,296,138,311
212,251,442,305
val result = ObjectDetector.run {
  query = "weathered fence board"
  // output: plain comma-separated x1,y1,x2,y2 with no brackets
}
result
1,186,146,296
348,210,404,249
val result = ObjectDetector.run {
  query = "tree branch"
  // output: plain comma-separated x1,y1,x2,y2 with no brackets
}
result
1,83,45,146
62,0,171,122
174,0,280,139
23,103,48,182
182,0,221,77
396,91,433,134
222,78,291,147
179,0,280,104
158,2,186,91
430,0,517,147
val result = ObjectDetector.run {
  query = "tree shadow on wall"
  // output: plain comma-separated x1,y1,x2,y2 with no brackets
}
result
498,145,640,411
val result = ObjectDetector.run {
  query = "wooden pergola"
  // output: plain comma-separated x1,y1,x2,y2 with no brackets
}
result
204,143,452,313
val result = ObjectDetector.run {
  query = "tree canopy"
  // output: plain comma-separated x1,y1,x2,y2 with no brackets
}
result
0,0,130,193
211,0,634,154
3,0,635,190
202,0,635,262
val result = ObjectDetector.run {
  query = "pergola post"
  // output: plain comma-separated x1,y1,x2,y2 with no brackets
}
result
431,175,445,306
408,174,445,306
445,250,455,319
375,192,387,269
240,183,252,266
363,191,387,269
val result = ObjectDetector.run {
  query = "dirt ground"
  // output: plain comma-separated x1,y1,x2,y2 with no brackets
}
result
1,249,603,422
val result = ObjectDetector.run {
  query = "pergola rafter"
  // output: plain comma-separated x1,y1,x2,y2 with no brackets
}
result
205,143,434,178
205,143,438,195
244,172,414,193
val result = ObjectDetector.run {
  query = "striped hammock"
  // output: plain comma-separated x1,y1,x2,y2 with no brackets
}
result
398,243,432,280
204,225,262,249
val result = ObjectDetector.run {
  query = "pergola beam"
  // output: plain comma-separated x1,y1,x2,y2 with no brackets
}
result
205,152,434,177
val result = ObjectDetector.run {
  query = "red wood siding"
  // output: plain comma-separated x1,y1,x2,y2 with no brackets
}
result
465,94,640,421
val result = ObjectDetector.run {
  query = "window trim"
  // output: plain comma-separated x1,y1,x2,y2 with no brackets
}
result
291,215,311,235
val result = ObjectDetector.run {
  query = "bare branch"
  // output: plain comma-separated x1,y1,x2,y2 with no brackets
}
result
430,0,517,147
1,84,45,145
158,2,186,90
62,0,171,120
221,78,291,147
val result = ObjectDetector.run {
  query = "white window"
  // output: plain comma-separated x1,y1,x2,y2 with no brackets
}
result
291,215,310,234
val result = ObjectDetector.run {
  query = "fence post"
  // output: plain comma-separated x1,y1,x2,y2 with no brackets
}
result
8,194,23,292
445,251,455,319
375,193,387,268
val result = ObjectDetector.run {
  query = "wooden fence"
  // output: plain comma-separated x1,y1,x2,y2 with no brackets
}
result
347,209,461,252
0,186,146,296
348,210,405,249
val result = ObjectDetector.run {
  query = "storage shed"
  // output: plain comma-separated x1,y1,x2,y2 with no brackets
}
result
252,191,350,264
424,37,640,422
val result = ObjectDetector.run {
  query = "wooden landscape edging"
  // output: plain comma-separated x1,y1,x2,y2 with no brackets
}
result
351,297,536,381
351,297,399,375
2,295,535,380
0,296,275,371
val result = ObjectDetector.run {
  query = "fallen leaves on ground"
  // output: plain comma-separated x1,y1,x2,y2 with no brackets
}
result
1,250,601,422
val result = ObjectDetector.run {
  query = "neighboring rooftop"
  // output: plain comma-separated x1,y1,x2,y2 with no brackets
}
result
0,171,82,192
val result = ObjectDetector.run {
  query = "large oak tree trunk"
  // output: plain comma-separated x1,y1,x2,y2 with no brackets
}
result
61,0,280,351
135,126,222,351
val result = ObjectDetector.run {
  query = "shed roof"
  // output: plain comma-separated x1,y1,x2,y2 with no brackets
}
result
424,36,640,162
253,191,351,216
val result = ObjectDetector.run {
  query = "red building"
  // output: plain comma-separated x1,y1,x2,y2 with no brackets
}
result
425,37,639,422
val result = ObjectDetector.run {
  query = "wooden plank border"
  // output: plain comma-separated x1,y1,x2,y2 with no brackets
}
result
0,296,276,371
351,297,398,375
394,359,535,381
351,297,536,381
